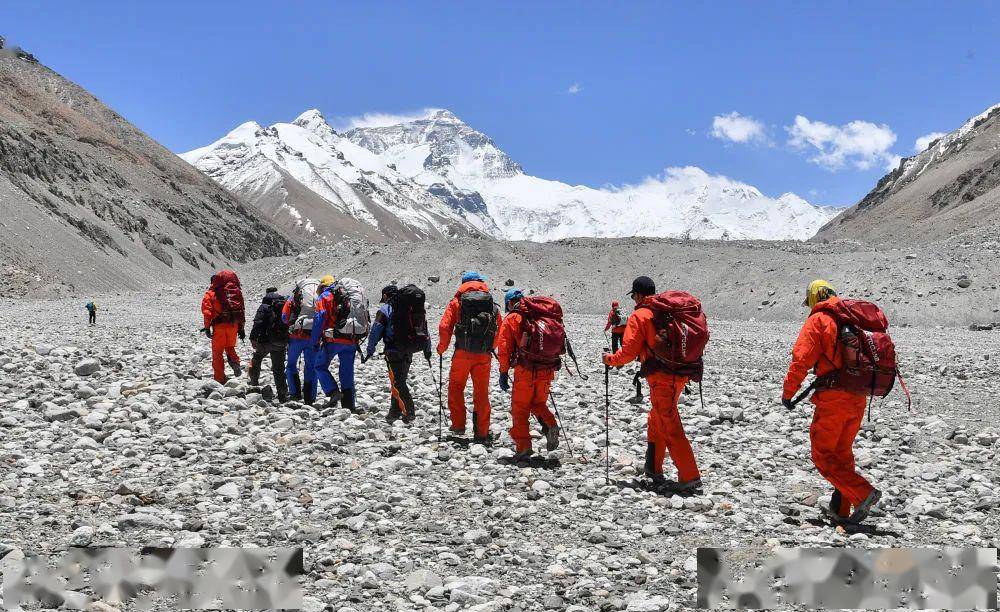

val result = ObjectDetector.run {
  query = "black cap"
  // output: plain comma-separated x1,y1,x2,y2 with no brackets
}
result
628,276,656,297
381,285,399,302
265,287,278,294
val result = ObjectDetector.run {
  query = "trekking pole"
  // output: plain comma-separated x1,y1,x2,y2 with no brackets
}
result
604,361,611,485
437,355,444,441
548,394,575,457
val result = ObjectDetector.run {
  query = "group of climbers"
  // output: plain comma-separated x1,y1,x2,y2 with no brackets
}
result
199,268,894,526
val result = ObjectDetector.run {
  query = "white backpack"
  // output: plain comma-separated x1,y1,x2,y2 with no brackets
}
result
323,277,370,339
290,278,320,332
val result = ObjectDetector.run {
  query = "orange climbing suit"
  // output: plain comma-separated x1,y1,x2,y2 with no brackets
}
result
496,311,558,453
783,296,874,517
604,301,700,482
437,281,499,437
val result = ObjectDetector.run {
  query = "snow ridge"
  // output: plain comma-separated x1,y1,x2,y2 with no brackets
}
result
184,109,835,242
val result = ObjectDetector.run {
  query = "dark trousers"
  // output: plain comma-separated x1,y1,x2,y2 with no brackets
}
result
386,353,414,418
249,341,289,399
611,332,624,353
88,311,96,325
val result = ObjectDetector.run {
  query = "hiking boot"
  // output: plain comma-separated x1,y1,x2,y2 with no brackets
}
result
472,432,494,446
325,389,343,408
626,393,644,405
545,424,561,451
449,426,466,435
401,410,416,424
673,478,703,493
512,448,533,463
288,393,302,403
386,409,402,425
228,358,242,378
342,390,362,414
849,489,882,524
646,472,667,486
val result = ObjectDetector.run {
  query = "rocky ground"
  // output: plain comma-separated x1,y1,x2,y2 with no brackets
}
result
0,293,998,611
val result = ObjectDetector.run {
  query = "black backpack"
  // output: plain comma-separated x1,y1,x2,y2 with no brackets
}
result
455,291,498,354
390,284,429,354
268,296,289,343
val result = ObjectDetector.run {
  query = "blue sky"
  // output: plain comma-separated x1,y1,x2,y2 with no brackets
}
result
4,1,999,206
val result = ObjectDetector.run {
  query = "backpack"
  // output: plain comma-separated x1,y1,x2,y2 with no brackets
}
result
455,290,499,354
515,296,567,370
610,307,624,328
638,290,710,382
390,284,430,354
289,278,320,332
212,270,244,324
325,277,370,340
813,299,905,401
268,295,289,343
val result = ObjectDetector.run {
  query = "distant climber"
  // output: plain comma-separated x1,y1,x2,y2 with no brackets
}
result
367,284,432,424
312,275,370,413
248,287,290,402
496,288,562,462
605,300,626,352
603,276,705,493
283,278,321,405
437,271,500,443
200,270,245,384
782,280,884,525
85,302,97,326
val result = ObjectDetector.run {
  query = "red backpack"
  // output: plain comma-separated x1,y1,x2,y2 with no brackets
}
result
813,299,909,404
515,296,567,370
212,270,245,323
638,291,710,382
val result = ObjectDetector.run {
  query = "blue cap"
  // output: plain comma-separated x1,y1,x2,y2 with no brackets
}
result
461,271,485,283
504,288,523,311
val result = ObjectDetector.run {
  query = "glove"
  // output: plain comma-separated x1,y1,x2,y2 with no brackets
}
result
436,345,446,356
201,327,213,339
782,398,795,410
602,350,613,366
238,328,246,341
498,372,510,392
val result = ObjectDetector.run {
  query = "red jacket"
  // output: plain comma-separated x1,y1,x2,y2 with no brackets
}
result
496,311,522,373
604,300,655,368
782,296,844,400
605,307,626,334
437,281,501,354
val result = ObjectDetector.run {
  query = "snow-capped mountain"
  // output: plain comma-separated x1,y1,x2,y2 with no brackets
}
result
181,110,498,241
184,108,835,242
345,109,834,241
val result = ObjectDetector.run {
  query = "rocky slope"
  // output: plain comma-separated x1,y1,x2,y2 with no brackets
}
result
0,45,296,298
817,101,1000,244
0,294,996,610
186,108,836,243
243,236,1000,328
181,111,497,242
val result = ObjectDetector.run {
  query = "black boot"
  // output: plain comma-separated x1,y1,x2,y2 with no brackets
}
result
643,443,663,483
341,389,361,414
325,388,343,408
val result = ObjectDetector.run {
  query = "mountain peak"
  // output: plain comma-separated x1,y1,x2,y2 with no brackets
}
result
293,108,329,131
425,109,462,124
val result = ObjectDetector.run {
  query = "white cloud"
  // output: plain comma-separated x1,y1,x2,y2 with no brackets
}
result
914,131,946,153
567,83,582,95
710,112,768,144
332,108,442,131
786,115,897,171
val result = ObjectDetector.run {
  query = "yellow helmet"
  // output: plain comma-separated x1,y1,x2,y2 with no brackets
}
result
804,279,837,308
319,274,335,289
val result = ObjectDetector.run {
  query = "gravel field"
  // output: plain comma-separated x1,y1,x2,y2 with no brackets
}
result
0,293,997,611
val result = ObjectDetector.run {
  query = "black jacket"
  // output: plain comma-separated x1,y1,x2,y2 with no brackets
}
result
249,292,289,345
